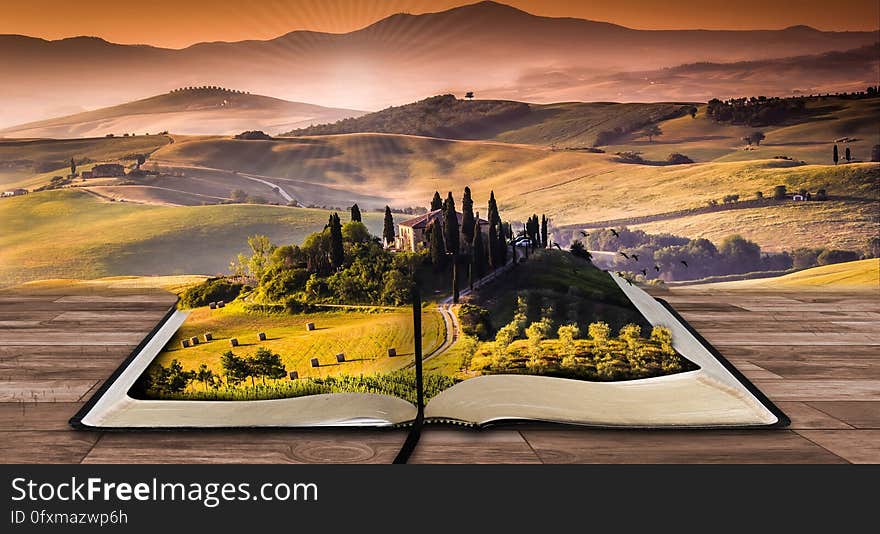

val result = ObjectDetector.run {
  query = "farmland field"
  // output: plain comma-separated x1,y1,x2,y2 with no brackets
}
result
151,302,446,385
0,189,382,286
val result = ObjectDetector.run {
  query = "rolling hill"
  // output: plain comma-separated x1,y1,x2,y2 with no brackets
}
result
0,87,363,138
287,94,694,147
698,259,879,290
0,189,383,286
1,1,876,127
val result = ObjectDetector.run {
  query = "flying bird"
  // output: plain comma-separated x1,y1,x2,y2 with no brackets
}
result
654,265,661,272
580,230,589,237
680,260,689,268
640,269,647,276
631,254,639,262
610,229,620,238
553,243,562,250
615,271,623,277
625,278,633,286
619,252,630,259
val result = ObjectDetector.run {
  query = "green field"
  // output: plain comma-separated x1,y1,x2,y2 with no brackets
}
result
152,301,445,385
0,189,382,286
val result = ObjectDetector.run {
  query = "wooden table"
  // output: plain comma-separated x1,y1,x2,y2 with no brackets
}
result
1,286,877,463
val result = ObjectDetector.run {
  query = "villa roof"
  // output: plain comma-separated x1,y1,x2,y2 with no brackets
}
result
399,209,490,229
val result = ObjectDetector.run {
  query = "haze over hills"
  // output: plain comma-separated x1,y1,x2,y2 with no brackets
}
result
1,1,876,127
0,87,364,138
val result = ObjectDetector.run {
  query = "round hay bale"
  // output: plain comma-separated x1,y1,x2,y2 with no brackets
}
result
257,332,267,341
204,332,213,341
190,336,199,345
229,338,239,347
289,371,299,380
181,339,190,348
336,353,345,363
305,322,316,331
310,358,319,367
387,347,397,357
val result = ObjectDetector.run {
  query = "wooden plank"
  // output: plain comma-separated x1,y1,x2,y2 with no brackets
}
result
519,429,848,464
0,402,82,431
795,430,880,464
83,431,407,464
0,380,99,402
408,429,541,464
806,402,880,429
774,402,853,430
0,431,99,463
753,379,880,401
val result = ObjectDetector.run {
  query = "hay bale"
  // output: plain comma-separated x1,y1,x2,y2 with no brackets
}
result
257,332,267,341
310,358,319,368
289,371,299,380
229,338,239,347
208,302,217,309
204,332,213,342
387,347,397,357
180,339,190,348
336,353,345,363
217,301,225,308
305,322,316,331
190,336,199,345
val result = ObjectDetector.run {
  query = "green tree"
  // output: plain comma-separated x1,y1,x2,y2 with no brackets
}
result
431,191,443,211
644,124,663,142
618,323,643,351
443,192,460,255
350,203,362,222
245,235,275,282
220,350,250,386
833,144,839,165
750,131,765,146
195,364,215,390
487,190,500,227
383,206,395,246
461,186,475,246
845,147,851,162
136,154,146,169
428,221,447,268
472,220,487,278
488,221,500,270
588,322,611,342
540,214,548,248
329,213,345,270
251,347,287,384
230,189,248,203
69,158,76,177
773,185,787,200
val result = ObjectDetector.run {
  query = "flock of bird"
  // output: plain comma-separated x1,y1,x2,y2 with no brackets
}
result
575,229,689,284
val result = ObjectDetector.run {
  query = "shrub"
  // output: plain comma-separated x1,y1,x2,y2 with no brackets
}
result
666,153,694,165
817,249,860,266
588,321,611,342
179,278,242,308
234,130,273,140
458,304,492,340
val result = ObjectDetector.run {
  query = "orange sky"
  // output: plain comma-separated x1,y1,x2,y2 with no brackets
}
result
3,0,878,48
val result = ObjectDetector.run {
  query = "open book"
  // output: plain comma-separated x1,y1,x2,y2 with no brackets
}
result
71,270,787,430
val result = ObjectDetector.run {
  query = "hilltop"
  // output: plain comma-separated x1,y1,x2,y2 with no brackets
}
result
0,87,363,138
286,94,693,147
697,259,879,291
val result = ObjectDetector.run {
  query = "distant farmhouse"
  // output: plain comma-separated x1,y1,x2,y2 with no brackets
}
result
1,188,28,198
395,209,489,252
87,163,126,178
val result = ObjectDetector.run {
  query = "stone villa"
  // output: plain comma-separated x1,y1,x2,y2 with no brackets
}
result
395,209,490,252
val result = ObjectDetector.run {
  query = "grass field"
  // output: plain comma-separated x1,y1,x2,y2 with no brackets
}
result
0,189,382,286
152,301,445,385
631,200,879,253
701,259,879,291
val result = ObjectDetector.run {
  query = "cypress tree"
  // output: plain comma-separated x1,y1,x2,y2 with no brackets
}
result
383,206,395,246
70,158,76,177
429,222,446,268
350,203,362,222
472,220,486,278
431,191,443,211
487,191,500,227
443,192,460,255
845,147,851,162
461,187,475,246
541,214,548,248
833,144,839,165
329,213,345,270
488,221,499,270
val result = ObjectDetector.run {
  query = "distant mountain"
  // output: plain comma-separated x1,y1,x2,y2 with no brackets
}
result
0,1,876,127
0,87,363,138
286,94,695,148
